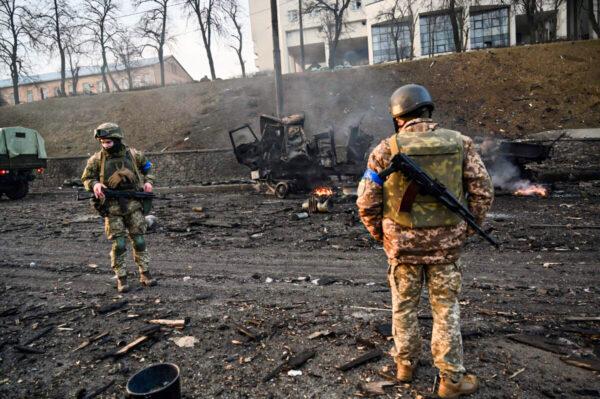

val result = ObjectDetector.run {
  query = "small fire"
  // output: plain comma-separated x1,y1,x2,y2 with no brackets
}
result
311,186,334,198
513,184,549,197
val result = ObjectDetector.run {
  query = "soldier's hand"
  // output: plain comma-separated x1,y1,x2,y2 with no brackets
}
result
93,183,107,199
143,182,153,193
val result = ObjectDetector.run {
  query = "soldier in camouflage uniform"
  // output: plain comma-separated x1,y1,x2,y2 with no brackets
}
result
356,85,493,398
81,123,157,293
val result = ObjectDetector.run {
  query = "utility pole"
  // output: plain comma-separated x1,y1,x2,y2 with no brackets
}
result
271,0,284,117
298,0,305,71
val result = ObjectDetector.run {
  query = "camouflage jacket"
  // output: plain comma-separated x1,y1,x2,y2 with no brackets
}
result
81,145,155,195
356,118,493,264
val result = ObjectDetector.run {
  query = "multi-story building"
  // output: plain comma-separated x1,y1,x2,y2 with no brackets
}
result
249,0,599,73
0,55,193,106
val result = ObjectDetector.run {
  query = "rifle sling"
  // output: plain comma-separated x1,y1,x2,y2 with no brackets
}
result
399,180,420,213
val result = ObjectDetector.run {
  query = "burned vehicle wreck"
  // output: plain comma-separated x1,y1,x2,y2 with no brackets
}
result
229,114,373,198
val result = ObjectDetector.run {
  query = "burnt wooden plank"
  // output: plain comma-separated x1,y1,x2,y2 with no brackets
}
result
338,348,383,372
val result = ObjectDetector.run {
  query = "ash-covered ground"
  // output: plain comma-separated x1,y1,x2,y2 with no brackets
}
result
1,179,599,398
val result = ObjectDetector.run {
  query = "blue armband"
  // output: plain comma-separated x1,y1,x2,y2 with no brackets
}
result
362,168,384,187
142,161,152,173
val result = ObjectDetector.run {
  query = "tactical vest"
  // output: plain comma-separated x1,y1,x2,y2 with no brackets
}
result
99,147,143,190
383,128,465,228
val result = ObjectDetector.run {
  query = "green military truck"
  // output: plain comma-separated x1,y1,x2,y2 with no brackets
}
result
0,127,47,200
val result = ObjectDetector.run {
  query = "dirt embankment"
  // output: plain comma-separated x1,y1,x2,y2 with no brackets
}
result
0,40,599,157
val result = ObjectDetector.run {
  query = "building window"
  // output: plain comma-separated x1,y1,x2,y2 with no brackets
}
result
121,79,129,90
170,62,177,74
419,13,456,56
470,7,509,49
288,9,298,22
372,23,412,63
67,83,73,94
53,87,61,96
351,1,362,10
83,83,91,94
27,90,33,102
40,87,49,99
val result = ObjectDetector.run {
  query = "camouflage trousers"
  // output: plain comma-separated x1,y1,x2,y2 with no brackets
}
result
104,206,149,278
387,259,466,379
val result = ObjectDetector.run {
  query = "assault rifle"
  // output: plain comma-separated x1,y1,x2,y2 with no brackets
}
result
379,153,499,248
76,188,158,201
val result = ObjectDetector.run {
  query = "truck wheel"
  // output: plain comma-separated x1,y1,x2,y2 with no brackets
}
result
274,182,289,199
5,181,29,200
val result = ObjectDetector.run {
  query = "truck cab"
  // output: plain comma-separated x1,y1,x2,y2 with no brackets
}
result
0,127,47,200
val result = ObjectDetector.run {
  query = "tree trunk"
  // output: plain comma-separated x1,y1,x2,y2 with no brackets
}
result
448,0,462,52
71,73,79,96
237,49,245,77
72,70,79,95
54,0,66,96
328,40,336,68
159,2,167,86
107,65,121,91
126,65,133,90
197,15,216,80
158,46,165,86
100,37,111,92
589,0,600,36
11,68,19,105
205,44,216,80
58,47,66,96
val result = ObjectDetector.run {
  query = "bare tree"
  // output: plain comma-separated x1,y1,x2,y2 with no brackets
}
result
222,0,245,77
304,0,353,69
135,0,172,87
376,0,416,62
63,22,86,95
82,0,119,92
185,0,224,80
36,0,77,96
508,0,564,43
110,29,142,90
0,0,37,104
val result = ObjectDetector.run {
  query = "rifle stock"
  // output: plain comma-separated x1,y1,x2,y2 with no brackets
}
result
378,153,499,248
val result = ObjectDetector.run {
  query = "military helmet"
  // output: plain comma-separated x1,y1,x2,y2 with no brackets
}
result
389,84,434,118
94,122,123,140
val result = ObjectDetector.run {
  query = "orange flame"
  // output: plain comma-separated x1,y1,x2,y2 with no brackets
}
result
513,184,549,197
311,186,334,197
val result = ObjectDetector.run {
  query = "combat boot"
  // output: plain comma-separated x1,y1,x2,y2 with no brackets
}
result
396,360,418,382
438,373,479,398
116,276,130,293
139,271,157,287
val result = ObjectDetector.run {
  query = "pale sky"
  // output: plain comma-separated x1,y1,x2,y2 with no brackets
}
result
1,0,259,81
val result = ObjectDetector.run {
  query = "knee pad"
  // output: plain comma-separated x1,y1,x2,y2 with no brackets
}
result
131,235,146,252
112,236,127,255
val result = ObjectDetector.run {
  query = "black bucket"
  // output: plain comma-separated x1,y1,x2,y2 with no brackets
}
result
126,363,181,399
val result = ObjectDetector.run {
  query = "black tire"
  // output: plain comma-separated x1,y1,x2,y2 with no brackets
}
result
5,181,29,200
274,182,289,199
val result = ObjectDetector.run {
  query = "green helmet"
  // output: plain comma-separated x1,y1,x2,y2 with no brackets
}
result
389,84,434,118
94,122,123,140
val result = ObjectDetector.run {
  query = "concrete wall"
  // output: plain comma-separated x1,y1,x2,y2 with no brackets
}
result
32,148,250,190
